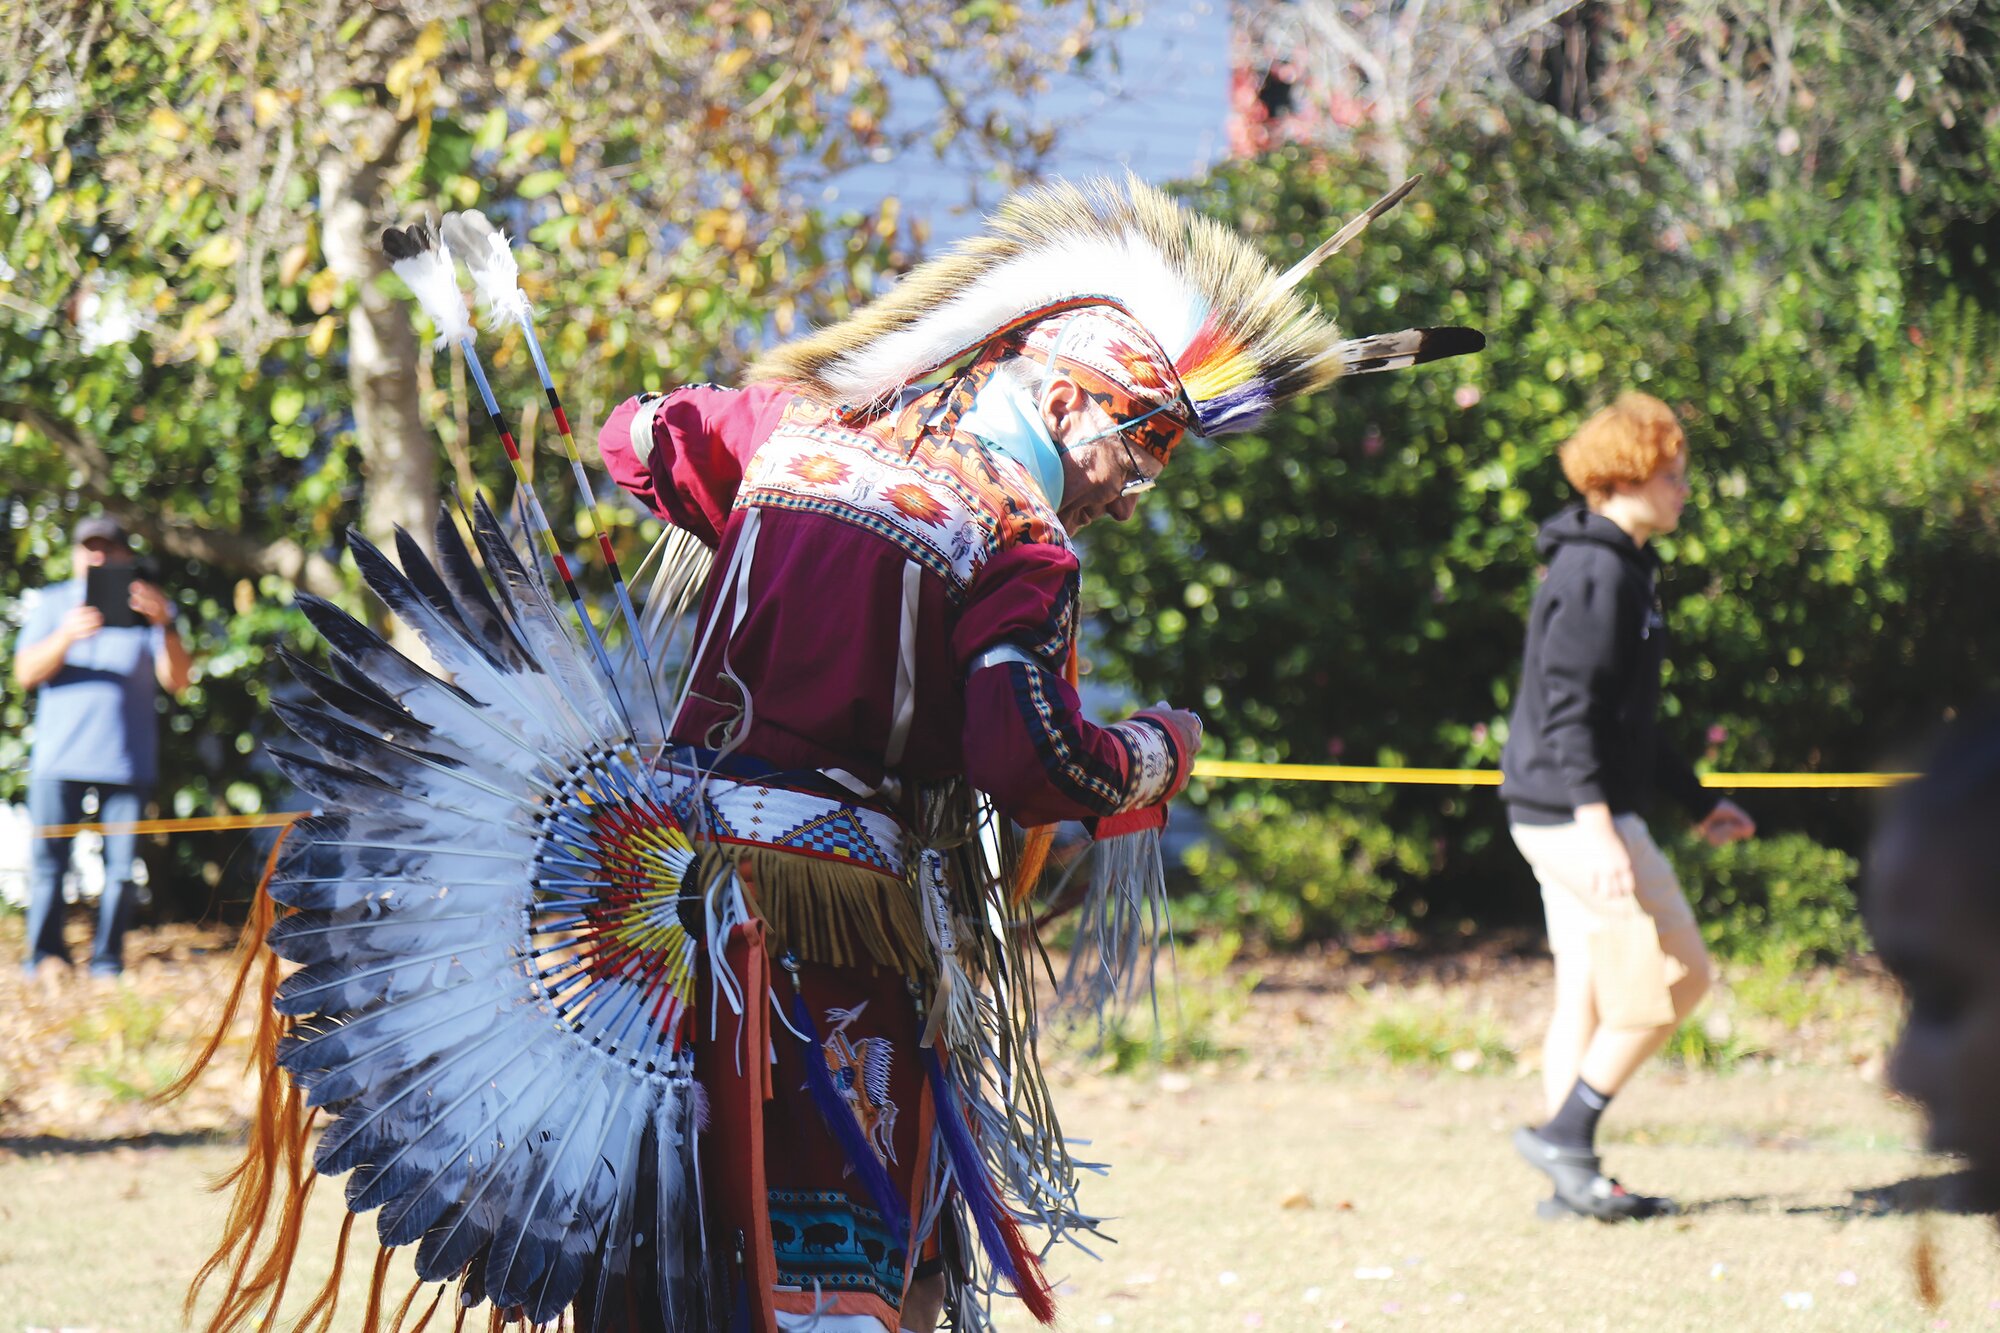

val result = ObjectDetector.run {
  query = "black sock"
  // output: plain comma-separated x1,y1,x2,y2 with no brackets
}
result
1539,1078,1612,1153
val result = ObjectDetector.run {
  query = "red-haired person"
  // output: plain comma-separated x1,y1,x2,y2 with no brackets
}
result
1500,392,1755,1220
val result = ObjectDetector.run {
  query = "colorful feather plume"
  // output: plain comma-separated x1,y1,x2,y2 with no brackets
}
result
749,174,1483,439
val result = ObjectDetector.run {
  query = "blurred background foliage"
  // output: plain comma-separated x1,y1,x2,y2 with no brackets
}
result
1,0,1120,912
1088,0,2000,952
3,0,1997,957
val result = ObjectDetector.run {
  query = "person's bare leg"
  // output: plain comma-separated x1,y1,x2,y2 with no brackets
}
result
1522,930,1713,1219
1576,947,1712,1096
1542,949,1598,1118
900,1273,946,1332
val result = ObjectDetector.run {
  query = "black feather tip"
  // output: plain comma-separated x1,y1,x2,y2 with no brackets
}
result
1415,326,1486,363
380,220,440,263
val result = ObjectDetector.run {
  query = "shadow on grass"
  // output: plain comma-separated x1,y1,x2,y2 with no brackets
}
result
1682,1170,1998,1219
0,1127,235,1156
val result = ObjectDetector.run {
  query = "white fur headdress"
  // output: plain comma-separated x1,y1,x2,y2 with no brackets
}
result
750,175,1482,438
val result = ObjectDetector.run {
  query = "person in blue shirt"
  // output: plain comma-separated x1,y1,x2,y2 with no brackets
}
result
11,516,191,979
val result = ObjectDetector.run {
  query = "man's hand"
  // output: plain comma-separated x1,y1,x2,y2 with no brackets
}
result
1131,704,1203,804
13,605,101,689
1699,799,1756,847
1573,801,1637,901
60,605,105,644
129,581,175,627
1139,705,1202,761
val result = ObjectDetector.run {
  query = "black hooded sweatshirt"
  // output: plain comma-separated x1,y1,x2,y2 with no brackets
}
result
1500,507,1719,826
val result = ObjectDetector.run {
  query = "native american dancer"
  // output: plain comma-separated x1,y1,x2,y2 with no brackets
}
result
182,177,1480,1333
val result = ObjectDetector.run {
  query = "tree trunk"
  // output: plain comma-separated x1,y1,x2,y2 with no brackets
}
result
318,133,438,573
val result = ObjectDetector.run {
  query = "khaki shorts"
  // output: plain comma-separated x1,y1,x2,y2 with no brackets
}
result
1511,814,1708,1029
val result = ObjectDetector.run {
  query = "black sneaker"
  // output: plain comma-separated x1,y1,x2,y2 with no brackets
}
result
1534,1194,1585,1221
1513,1126,1677,1221
1533,1190,1679,1221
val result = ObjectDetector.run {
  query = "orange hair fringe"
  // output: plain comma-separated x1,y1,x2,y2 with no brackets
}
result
166,823,620,1333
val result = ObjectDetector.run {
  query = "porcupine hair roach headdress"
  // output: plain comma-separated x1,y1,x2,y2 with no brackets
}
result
748,173,1483,455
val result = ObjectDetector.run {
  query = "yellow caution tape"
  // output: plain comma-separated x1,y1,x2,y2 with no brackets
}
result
1190,760,1915,790
34,812,304,839
29,763,1917,839
1194,761,1503,786
1690,772,1914,790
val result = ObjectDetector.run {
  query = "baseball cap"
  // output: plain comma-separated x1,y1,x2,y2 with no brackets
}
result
73,515,131,547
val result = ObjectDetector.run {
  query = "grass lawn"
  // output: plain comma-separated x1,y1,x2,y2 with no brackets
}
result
2,917,1992,1332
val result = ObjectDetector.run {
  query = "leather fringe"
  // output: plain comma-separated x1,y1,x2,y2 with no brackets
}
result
698,844,929,977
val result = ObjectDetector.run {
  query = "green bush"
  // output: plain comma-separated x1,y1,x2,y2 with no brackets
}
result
1087,112,2000,939
1667,831,1865,965
1723,942,1877,1030
1176,791,1421,946
1662,1012,1765,1073
1346,994,1515,1072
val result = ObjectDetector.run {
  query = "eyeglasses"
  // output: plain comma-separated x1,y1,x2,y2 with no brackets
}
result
1055,394,1177,497
1097,399,1176,497
1116,429,1157,497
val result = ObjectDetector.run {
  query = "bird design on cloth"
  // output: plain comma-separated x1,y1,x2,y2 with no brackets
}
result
817,1002,900,1168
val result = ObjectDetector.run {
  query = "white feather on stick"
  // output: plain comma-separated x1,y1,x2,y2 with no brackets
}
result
381,220,472,347
443,209,532,327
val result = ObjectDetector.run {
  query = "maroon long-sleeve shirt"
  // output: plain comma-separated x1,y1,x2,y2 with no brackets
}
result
599,387,1165,825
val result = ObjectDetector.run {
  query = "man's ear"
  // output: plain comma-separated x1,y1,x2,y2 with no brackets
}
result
1039,375,1087,442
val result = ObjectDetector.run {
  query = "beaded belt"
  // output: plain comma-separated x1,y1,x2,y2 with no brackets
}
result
654,759,908,881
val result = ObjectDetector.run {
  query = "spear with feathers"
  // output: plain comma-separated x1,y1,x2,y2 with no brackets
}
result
380,215,678,745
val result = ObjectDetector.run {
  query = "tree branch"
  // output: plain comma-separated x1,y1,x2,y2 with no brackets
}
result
0,399,345,599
